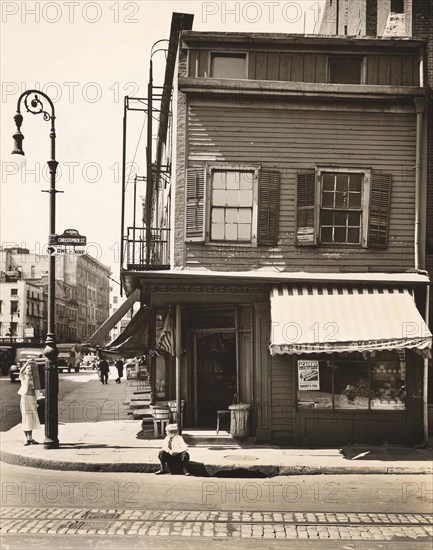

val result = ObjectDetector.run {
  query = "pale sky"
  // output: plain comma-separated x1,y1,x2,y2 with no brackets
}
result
1,0,325,279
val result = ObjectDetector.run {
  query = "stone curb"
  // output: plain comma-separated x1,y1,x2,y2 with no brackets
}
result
2,449,432,476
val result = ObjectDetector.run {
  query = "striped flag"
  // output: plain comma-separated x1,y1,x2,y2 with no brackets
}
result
155,312,175,356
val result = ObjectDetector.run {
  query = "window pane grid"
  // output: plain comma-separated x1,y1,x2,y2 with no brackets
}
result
320,173,363,245
210,170,254,243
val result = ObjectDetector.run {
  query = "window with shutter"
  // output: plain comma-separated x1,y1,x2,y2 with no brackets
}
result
206,164,259,243
185,168,206,242
296,171,317,245
258,169,280,246
368,172,392,248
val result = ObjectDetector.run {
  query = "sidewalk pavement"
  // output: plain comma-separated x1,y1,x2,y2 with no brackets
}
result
1,370,432,476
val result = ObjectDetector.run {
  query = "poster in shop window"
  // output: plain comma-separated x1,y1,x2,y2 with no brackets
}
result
298,360,320,390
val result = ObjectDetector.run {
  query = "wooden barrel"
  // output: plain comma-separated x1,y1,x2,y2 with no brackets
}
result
150,405,170,420
228,404,251,438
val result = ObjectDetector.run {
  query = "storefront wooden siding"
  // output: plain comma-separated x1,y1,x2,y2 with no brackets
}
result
270,354,296,443
177,99,417,272
187,49,420,87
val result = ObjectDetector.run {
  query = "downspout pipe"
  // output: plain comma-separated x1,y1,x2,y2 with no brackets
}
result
414,97,425,271
424,284,430,444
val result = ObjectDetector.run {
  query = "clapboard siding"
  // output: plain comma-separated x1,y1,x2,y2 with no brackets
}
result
188,49,419,86
180,100,417,272
270,355,294,441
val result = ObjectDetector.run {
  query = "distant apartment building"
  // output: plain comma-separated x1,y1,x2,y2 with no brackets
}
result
0,279,46,343
108,291,133,343
76,254,111,342
0,247,110,344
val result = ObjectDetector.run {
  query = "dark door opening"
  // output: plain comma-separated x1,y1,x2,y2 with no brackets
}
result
196,332,237,428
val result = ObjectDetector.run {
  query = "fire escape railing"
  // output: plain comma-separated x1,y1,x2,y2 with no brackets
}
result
124,226,170,271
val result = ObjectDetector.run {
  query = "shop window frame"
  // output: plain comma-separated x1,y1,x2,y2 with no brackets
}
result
296,351,406,412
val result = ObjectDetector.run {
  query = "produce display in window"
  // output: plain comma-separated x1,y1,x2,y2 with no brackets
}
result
334,362,369,409
370,362,405,410
296,352,406,411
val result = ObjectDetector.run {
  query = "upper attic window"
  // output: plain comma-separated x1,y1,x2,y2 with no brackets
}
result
210,53,247,79
328,56,363,84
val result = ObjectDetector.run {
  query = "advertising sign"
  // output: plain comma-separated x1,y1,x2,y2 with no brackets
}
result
298,360,320,391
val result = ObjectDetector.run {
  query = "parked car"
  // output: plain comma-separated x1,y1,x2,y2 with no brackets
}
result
0,346,14,376
9,348,44,382
79,355,98,370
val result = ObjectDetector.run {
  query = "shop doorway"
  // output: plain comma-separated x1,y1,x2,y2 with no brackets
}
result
195,332,237,428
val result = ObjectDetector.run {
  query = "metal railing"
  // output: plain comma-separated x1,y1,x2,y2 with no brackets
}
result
124,227,170,270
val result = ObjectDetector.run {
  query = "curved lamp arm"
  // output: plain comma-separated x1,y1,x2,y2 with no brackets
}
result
12,90,56,156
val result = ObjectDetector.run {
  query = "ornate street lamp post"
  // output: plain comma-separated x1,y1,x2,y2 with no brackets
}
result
12,90,60,449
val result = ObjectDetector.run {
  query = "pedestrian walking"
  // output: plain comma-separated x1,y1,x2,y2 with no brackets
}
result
156,424,190,475
98,358,110,384
115,358,124,384
18,359,41,446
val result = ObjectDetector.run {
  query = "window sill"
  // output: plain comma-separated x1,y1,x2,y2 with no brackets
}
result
203,241,258,248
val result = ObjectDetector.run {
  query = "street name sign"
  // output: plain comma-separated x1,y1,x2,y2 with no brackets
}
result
50,228,87,246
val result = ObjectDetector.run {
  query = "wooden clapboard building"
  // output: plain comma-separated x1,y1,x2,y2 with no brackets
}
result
118,18,432,446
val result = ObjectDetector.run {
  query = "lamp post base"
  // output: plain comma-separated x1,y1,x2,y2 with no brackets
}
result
44,438,60,449
44,334,59,449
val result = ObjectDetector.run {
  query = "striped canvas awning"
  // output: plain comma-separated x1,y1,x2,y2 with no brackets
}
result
100,305,150,358
270,285,432,356
87,288,140,346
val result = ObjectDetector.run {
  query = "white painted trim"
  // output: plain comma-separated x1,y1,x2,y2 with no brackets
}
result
206,163,260,245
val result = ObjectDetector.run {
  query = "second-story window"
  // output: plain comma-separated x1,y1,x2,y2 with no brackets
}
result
210,52,247,79
328,56,363,84
210,169,255,242
11,288,18,296
185,164,280,246
296,166,392,248
320,173,363,245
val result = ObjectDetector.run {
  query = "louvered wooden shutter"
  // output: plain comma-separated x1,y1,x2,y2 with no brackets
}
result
368,172,392,248
296,171,317,245
258,169,280,246
185,168,206,242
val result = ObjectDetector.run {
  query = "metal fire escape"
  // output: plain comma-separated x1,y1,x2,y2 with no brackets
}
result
120,13,193,279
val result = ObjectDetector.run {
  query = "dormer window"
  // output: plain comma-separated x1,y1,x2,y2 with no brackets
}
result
210,52,247,79
328,56,364,84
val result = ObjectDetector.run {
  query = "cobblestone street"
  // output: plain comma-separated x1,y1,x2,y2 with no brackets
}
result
1,508,432,541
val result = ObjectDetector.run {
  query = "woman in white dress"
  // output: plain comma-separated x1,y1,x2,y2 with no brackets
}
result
18,360,41,445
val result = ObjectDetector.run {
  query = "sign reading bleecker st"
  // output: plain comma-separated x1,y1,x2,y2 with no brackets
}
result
298,360,320,391
50,228,87,247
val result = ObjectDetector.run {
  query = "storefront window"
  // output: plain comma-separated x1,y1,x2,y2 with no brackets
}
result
370,356,405,410
297,352,406,411
334,360,369,409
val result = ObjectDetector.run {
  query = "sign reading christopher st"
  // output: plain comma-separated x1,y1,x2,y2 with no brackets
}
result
50,228,87,247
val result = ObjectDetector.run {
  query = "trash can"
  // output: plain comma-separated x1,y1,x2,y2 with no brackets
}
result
228,403,251,438
37,397,45,424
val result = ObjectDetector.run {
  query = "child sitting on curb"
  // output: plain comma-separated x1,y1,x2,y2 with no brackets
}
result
156,423,190,476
